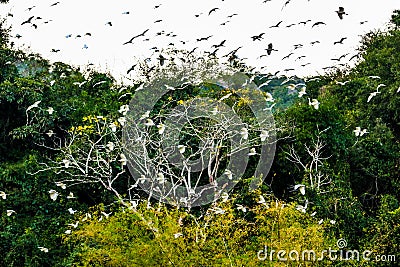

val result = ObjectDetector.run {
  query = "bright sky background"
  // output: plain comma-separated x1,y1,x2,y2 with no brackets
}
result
1,0,399,83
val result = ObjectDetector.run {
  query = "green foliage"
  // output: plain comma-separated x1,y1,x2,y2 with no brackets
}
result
63,192,336,266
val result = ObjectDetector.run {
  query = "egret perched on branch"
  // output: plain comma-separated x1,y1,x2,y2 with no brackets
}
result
7,209,16,216
38,247,49,253
0,191,7,200
119,154,127,166
55,182,66,189
224,169,233,180
353,127,368,136
239,128,248,140
62,159,70,168
144,118,155,126
157,123,165,134
260,130,269,141
177,145,186,154
294,184,306,195
308,98,320,110
49,189,59,201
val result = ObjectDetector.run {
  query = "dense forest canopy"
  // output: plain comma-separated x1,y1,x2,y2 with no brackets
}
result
0,3,400,266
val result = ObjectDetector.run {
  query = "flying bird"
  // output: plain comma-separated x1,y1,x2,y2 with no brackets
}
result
50,2,60,6
282,52,294,60
212,40,226,49
21,16,34,25
208,7,220,15
335,7,348,19
251,33,265,41
334,37,347,45
312,21,326,27
269,21,283,28
123,29,150,45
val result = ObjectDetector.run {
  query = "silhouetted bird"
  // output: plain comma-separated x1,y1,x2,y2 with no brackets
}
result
251,33,265,41
21,16,34,25
334,37,347,45
312,21,326,27
50,2,60,6
335,7,347,19
270,21,283,28
208,7,220,15
265,43,277,55
123,29,149,45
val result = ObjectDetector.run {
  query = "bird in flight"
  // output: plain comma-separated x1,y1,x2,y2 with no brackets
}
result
269,21,283,28
334,37,347,45
50,2,60,6
123,29,149,45
212,40,226,49
251,33,265,41
335,7,348,19
312,21,326,27
196,35,213,42
21,16,34,26
282,52,294,60
208,7,220,15
265,43,277,55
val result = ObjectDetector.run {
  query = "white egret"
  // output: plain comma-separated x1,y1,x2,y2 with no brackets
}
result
46,130,55,137
308,98,320,110
220,192,229,202
257,195,267,205
55,182,66,189
26,100,41,112
236,204,247,212
67,192,76,199
265,92,275,102
211,207,225,214
101,211,112,218
49,189,59,201
157,123,165,134
62,159,70,168
157,173,166,184
68,221,79,228
211,106,218,115
298,86,307,97
248,147,257,156
46,107,54,114
106,142,115,151
117,117,126,126
174,233,183,238
65,229,72,234
224,169,233,180
294,184,306,195
318,219,324,225
260,130,269,141
353,127,368,137
67,208,76,214
330,220,336,224
239,128,248,140
118,104,129,115
0,191,7,200
144,118,154,126
177,145,186,154
38,247,49,253
7,209,16,216
119,153,127,166
109,122,117,132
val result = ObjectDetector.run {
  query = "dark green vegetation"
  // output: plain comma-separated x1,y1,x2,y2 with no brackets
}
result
1,9,400,267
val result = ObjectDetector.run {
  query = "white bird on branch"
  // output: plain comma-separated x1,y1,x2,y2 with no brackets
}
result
157,123,165,134
177,145,186,154
260,130,269,141
224,169,233,180
353,127,368,137
294,184,306,195
0,191,7,200
239,127,248,140
308,98,320,110
49,189,59,201
7,209,16,216
38,247,49,253
55,181,66,189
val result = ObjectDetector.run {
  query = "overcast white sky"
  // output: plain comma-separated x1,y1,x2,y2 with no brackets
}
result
1,0,399,82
